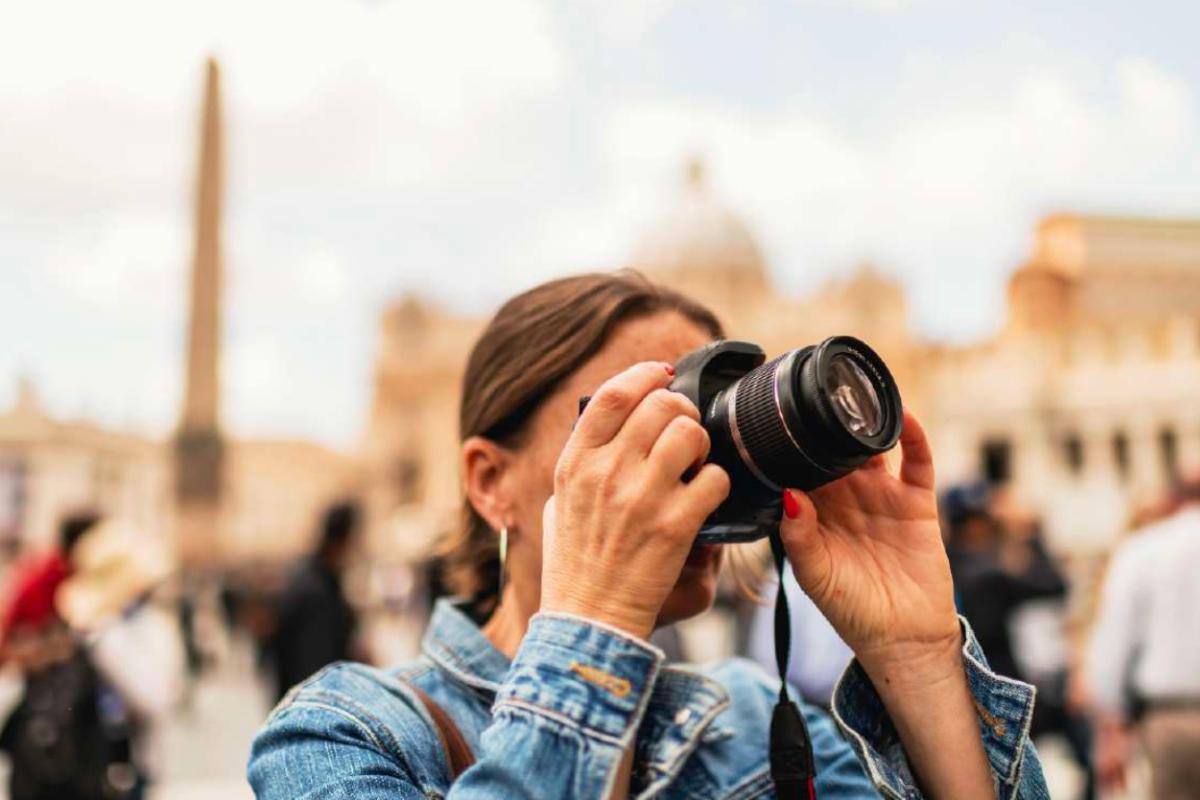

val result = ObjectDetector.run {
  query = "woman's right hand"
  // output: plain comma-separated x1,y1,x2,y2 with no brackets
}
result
539,361,731,640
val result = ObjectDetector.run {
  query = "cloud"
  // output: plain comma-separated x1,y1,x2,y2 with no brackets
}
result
38,213,186,315
804,0,922,8
572,0,685,42
0,0,564,211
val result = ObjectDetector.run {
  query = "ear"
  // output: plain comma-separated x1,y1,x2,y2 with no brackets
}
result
461,435,516,533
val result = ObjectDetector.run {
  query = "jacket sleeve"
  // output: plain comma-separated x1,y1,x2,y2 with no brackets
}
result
830,617,1050,800
248,612,665,799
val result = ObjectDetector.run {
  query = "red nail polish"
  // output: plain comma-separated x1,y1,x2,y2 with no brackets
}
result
664,363,675,377
782,490,800,519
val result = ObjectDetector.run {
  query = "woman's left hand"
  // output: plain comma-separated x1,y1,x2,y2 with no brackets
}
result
780,409,959,670
783,409,999,797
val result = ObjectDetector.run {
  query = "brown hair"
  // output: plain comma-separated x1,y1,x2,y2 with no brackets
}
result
443,270,724,601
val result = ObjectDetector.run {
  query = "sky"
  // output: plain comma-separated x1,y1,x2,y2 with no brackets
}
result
3,0,1200,448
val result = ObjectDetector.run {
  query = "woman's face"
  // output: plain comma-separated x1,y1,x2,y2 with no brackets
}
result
500,310,722,627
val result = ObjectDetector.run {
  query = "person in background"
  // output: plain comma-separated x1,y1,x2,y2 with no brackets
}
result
269,501,361,700
56,517,183,793
1087,479,1200,800
0,513,95,656
176,571,206,689
1082,497,1176,796
943,482,1067,682
945,485,1095,797
993,489,1096,800
0,512,163,800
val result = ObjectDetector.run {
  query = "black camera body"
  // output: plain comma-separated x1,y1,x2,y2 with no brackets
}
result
668,336,903,545
666,340,777,543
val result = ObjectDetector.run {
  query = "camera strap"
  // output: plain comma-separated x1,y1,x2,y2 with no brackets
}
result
768,529,817,800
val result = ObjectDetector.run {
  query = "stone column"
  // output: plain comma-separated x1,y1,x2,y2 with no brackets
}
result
174,58,226,567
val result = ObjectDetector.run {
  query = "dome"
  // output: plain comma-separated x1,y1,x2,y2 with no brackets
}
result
631,158,768,292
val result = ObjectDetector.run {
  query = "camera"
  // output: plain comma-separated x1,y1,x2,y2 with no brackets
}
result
667,336,903,544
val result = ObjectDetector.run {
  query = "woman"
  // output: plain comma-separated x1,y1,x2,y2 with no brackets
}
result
249,273,1047,799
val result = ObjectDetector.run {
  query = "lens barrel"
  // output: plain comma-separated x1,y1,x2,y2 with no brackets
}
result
705,336,902,494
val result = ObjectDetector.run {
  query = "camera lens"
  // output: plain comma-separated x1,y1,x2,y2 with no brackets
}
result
705,336,902,494
827,353,882,437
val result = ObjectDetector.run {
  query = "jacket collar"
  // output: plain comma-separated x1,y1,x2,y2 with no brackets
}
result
421,598,731,772
421,598,511,695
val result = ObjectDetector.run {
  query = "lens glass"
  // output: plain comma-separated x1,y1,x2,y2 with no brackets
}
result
828,354,882,437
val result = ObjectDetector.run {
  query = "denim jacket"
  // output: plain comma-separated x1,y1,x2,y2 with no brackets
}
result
249,599,1048,799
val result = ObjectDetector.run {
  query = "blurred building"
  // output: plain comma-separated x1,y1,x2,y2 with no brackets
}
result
0,372,356,562
0,378,166,555
363,297,483,558
924,215,1200,549
366,162,1200,558
221,440,359,562
0,382,355,562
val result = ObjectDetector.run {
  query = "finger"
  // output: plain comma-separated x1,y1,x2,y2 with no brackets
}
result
778,489,832,598
898,408,935,490
646,414,710,482
675,463,731,527
572,362,674,449
862,453,889,471
616,388,700,456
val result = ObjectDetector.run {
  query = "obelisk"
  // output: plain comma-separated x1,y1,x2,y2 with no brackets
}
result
174,58,225,566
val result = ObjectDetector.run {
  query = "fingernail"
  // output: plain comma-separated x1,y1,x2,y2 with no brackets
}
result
664,363,675,377
782,490,800,519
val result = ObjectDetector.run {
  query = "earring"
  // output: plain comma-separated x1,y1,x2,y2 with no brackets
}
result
498,525,509,600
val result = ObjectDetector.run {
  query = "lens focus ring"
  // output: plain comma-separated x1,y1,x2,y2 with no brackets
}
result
731,353,828,488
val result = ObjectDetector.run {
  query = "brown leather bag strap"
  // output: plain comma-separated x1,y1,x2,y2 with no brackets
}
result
403,681,477,782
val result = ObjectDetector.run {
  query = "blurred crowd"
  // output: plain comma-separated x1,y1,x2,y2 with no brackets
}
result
0,501,376,799
0,478,1197,799
0,512,178,799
